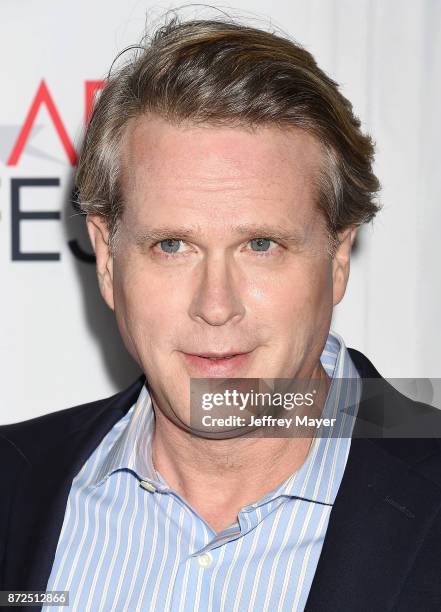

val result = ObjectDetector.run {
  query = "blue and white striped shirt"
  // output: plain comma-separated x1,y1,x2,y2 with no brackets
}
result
44,330,361,611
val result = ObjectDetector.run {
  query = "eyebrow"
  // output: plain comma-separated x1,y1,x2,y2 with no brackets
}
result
132,223,306,246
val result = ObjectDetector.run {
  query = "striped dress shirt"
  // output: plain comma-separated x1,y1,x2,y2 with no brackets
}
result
43,330,361,612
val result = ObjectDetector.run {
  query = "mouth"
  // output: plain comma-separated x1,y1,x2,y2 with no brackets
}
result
180,350,254,376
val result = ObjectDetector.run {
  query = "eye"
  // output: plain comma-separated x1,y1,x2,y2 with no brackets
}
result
249,238,276,252
159,239,183,254
152,238,193,260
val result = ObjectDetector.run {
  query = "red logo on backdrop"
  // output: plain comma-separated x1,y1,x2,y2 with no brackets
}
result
6,79,105,166
3,79,105,262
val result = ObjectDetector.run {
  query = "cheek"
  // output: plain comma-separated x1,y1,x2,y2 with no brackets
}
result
247,259,333,327
112,259,189,356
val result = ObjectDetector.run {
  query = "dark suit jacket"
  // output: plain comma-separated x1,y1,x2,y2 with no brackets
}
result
1,349,441,611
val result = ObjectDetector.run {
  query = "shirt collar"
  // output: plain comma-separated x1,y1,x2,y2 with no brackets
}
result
90,329,361,500
275,329,361,505
91,384,160,488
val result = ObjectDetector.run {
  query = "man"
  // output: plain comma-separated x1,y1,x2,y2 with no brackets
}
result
1,16,441,612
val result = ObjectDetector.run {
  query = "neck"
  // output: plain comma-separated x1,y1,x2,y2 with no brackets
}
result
151,361,330,533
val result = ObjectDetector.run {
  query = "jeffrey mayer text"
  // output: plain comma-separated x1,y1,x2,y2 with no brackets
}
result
201,415,337,428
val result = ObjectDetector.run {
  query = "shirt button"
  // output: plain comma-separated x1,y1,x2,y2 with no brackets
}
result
197,552,213,568
140,480,157,492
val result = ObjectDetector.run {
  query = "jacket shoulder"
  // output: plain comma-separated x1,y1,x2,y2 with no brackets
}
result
348,346,441,481
0,376,145,469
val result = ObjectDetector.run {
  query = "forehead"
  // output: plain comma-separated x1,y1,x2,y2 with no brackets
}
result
119,114,323,229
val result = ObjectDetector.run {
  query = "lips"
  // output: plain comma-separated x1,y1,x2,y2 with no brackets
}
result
181,350,253,376
195,352,240,359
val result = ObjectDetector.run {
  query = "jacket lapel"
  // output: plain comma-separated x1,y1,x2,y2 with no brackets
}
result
305,350,441,611
305,436,441,611
4,377,144,592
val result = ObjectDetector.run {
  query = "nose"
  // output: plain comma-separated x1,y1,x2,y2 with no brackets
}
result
189,253,246,327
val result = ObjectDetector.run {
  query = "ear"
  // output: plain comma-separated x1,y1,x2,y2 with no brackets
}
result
86,215,115,311
332,225,357,306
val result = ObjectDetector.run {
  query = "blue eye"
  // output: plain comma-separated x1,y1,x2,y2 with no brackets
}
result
250,238,272,252
160,239,181,253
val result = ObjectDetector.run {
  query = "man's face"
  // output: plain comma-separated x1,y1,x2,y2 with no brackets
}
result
88,115,354,427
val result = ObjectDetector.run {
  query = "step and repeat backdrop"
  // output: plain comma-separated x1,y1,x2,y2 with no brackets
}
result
1,0,440,424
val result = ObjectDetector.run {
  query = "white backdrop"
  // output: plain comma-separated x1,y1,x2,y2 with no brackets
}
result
1,0,440,425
